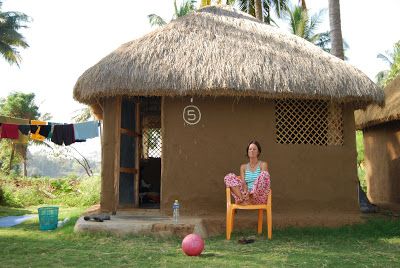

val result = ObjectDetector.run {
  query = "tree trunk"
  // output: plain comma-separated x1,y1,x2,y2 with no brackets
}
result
254,0,263,21
15,144,28,177
22,145,27,177
299,0,307,10
8,143,15,175
328,0,344,60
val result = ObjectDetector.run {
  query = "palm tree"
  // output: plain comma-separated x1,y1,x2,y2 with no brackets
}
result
236,0,289,25
148,0,197,27
376,41,400,86
0,1,30,66
286,6,327,46
328,0,344,60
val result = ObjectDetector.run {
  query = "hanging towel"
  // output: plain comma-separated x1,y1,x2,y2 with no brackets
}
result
73,121,99,140
51,124,75,146
1,124,19,139
0,115,29,144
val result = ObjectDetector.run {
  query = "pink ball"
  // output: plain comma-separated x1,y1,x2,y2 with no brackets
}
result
181,234,205,256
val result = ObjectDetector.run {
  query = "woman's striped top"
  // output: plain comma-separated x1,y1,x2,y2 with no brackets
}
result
245,162,261,191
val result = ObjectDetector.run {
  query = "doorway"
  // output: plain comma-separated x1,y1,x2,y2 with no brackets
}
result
118,97,161,209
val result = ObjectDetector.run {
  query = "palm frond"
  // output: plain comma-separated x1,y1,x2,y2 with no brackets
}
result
147,14,167,27
377,53,393,66
375,70,389,86
175,0,197,18
0,5,30,65
72,107,92,123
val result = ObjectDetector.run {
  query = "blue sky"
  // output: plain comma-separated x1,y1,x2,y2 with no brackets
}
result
1,0,399,123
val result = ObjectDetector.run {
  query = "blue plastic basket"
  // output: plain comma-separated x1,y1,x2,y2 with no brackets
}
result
38,206,59,231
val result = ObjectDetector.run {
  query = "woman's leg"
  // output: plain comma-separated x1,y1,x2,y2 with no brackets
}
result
250,171,271,204
224,173,249,204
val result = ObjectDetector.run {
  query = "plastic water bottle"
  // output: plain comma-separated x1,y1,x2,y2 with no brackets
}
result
173,200,180,224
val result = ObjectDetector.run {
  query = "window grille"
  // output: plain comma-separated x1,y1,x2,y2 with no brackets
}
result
275,99,343,146
142,128,162,158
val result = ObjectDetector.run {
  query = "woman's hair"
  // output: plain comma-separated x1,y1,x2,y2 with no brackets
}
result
246,140,262,157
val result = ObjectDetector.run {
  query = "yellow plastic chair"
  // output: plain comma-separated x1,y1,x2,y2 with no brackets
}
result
226,182,272,240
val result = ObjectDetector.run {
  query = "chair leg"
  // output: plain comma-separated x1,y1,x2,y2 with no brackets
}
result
257,209,263,234
226,207,231,240
267,207,272,240
231,208,235,235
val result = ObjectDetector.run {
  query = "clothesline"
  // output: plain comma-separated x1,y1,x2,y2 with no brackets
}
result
0,116,100,146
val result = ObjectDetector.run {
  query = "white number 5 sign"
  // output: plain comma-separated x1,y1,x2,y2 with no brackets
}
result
183,105,201,125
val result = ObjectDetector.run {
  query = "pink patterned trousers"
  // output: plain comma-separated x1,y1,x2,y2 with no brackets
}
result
224,171,271,204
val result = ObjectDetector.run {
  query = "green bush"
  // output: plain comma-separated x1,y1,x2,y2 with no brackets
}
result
0,175,100,207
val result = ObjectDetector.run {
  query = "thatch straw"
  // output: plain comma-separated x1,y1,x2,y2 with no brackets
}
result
355,75,400,129
73,5,383,106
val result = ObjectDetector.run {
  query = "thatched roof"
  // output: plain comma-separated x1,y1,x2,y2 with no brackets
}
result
355,75,400,129
73,5,383,106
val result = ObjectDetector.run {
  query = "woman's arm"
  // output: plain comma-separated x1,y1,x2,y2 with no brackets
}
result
261,161,268,172
240,164,248,192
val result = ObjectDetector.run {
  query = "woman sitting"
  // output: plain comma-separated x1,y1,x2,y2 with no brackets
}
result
224,140,271,205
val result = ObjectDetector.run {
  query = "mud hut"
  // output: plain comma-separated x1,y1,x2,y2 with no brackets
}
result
73,6,383,223
355,75,400,205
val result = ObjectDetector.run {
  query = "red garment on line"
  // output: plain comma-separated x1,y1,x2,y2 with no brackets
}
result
1,124,19,139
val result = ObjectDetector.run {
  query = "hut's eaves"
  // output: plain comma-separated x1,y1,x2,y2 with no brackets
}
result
355,75,400,129
73,5,383,106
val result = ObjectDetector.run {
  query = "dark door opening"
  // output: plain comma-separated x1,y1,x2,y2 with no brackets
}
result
139,97,161,208
118,97,162,209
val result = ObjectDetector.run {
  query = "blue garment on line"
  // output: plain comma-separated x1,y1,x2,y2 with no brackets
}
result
73,121,99,140
0,215,36,227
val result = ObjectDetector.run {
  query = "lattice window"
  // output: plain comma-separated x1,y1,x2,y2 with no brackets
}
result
142,128,162,158
275,99,343,146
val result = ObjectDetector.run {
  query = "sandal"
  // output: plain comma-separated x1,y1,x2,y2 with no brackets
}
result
238,237,255,244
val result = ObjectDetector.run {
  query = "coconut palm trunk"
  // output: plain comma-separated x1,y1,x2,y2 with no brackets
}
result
328,0,344,60
255,0,263,21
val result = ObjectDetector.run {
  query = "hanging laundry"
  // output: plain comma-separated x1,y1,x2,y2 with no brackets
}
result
73,121,99,140
1,124,19,139
0,115,29,143
30,120,48,141
18,125,30,135
47,122,58,139
38,125,51,138
51,124,75,146
30,125,45,141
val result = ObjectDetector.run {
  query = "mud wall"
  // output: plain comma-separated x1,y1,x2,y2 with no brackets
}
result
364,121,400,204
161,96,359,215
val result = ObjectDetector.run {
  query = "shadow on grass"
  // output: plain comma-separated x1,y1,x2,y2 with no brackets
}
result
0,206,33,217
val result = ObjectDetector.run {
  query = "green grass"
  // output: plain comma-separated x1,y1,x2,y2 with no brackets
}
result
0,206,399,267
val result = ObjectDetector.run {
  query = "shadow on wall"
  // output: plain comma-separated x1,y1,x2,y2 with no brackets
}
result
386,123,400,203
366,121,400,204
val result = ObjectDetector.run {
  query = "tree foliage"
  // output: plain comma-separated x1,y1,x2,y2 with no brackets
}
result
72,107,94,123
376,41,400,87
283,3,348,59
0,92,41,175
236,0,289,25
148,0,197,27
0,92,40,120
0,0,30,66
